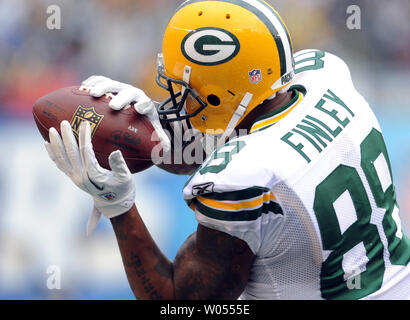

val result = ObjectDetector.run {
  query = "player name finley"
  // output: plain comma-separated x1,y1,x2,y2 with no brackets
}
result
281,89,355,163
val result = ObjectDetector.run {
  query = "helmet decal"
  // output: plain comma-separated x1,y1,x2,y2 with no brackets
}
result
177,0,294,76
181,27,240,66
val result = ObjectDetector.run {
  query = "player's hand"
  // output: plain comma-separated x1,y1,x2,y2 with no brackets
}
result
81,75,171,153
45,120,136,234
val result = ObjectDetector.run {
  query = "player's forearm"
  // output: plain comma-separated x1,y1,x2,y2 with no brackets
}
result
111,204,175,299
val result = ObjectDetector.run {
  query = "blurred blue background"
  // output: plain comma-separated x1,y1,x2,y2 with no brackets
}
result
0,0,409,299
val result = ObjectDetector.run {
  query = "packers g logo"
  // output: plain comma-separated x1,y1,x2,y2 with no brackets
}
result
181,27,240,66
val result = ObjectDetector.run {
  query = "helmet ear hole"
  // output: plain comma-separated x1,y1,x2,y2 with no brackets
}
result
207,94,221,106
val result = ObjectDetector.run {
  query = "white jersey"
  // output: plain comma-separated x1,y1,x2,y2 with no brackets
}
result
183,50,410,300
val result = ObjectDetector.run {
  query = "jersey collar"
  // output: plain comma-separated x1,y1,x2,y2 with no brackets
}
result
250,87,304,134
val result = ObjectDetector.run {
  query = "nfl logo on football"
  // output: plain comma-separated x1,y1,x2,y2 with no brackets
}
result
248,69,262,84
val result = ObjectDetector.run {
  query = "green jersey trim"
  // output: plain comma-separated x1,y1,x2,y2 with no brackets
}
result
194,198,283,222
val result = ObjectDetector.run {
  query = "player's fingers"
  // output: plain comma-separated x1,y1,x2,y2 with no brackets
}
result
88,80,111,97
46,141,72,176
48,127,72,174
108,89,136,110
133,96,153,115
79,121,93,166
142,106,172,153
45,141,57,164
89,80,122,97
79,121,103,178
81,75,109,87
60,121,82,173
108,150,131,177
152,121,171,153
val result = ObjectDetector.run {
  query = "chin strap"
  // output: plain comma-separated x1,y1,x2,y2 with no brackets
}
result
181,65,192,110
203,92,253,154
220,92,253,141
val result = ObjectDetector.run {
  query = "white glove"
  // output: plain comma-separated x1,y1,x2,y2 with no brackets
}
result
45,120,136,235
81,75,171,153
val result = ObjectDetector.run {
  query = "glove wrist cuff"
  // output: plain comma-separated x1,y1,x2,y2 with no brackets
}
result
94,189,136,219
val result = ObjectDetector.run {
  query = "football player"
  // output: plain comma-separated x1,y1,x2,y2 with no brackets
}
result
45,0,410,299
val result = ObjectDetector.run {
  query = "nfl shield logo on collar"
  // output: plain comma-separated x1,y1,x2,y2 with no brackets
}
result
248,69,262,84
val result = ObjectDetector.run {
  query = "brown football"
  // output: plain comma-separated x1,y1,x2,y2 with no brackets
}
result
33,86,160,173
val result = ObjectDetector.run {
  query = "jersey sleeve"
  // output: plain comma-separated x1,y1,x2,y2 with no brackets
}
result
183,138,284,254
